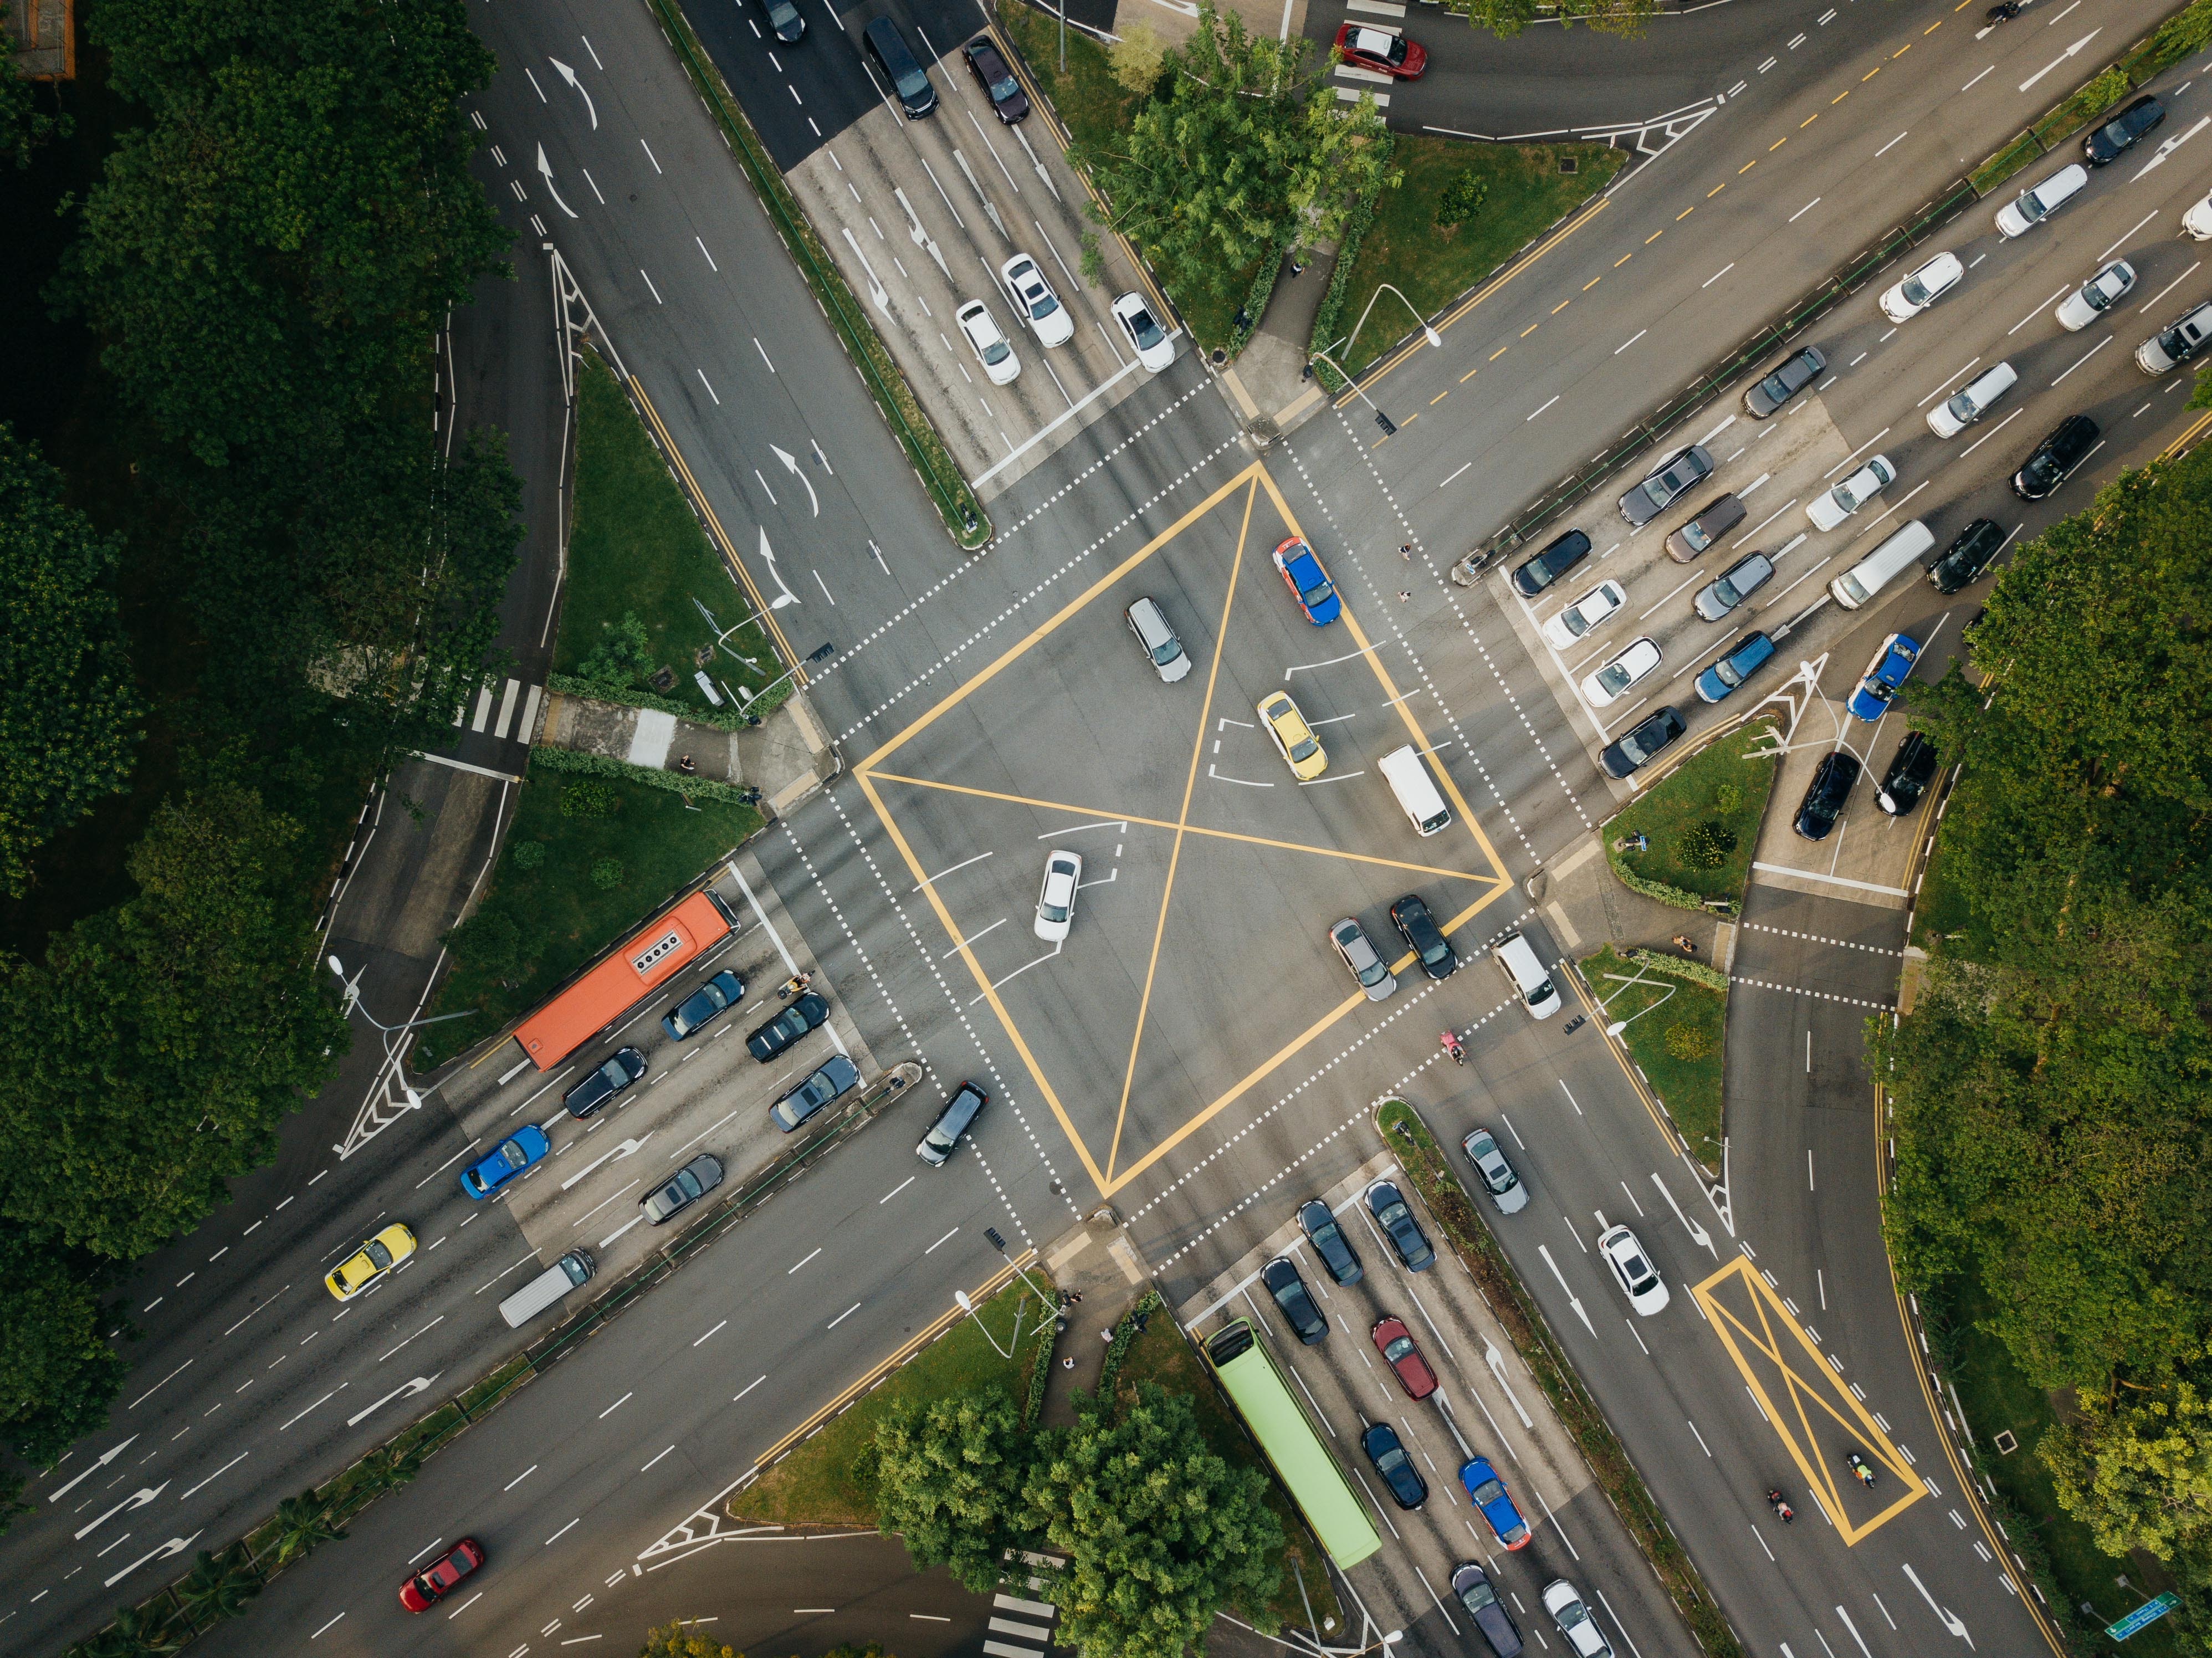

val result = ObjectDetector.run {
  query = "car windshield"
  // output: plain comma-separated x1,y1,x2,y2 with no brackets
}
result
1620,728,1658,763
1286,732,1319,762
1040,898,1068,923
1713,574,1745,607
1296,569,1334,605
986,68,1018,98
1472,1476,1507,1505
1558,1601,1592,1632
980,335,1010,365
1127,306,1163,347
1462,1578,1499,1611
767,0,798,19
1561,604,1594,637
1149,634,1180,664
502,1141,529,1169
1901,273,1931,306
1354,953,1387,986
1681,520,1712,551
1382,1333,1416,1362
2019,190,2050,222
1597,661,1634,694
1759,370,1789,401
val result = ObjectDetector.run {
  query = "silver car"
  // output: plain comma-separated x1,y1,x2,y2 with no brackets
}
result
1329,918,1396,1002
641,1153,724,1225
2056,259,2134,331
1462,1128,1529,1215
1692,552,1774,621
1125,596,1192,682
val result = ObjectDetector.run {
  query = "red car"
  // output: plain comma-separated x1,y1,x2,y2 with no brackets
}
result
400,1538,485,1611
1334,23,1426,80
1371,1316,1438,1399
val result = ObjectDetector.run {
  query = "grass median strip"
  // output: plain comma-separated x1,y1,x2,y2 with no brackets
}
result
1579,945,1727,1173
1375,1099,1746,1658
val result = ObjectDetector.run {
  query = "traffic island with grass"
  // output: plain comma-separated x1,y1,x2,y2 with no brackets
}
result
1317,136,1624,378
1374,1099,1746,1658
554,351,788,724
411,766,761,1068
1578,945,1727,1174
1604,717,1781,913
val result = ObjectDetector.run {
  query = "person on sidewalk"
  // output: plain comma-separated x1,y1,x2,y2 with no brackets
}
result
677,754,697,775
1673,934,1697,956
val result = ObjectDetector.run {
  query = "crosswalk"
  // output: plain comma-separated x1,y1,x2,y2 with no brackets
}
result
982,1590,1059,1658
453,677,543,745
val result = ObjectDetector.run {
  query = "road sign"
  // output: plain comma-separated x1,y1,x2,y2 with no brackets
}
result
2108,1593,2179,1641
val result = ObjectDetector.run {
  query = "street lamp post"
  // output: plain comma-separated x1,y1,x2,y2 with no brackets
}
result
1342,282,1440,364
954,1288,1015,1359
1309,319,1439,438
326,955,480,1109
1604,978,1676,1038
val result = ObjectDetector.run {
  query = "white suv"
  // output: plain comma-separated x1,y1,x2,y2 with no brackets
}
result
1878,251,1963,322
999,254,1074,347
956,299,1020,386
1808,454,1894,531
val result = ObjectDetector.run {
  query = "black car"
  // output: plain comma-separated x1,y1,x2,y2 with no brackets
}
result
1692,551,1774,621
2084,94,2163,165
962,38,1029,122
641,1153,724,1225
1743,345,1826,419
1618,444,1714,527
1262,1256,1328,1344
1361,1421,1427,1509
2012,414,2099,501
1599,705,1686,779
1877,732,1939,816
770,1055,861,1131
1389,893,1458,981
746,992,830,1061
564,1047,646,1118
662,970,745,1040
1927,518,2006,593
1794,751,1862,842
1452,1562,1526,1658
1510,528,1591,597
1298,1199,1363,1286
756,0,805,43
1366,1180,1435,1271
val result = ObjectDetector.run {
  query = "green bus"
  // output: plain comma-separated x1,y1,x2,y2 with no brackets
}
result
1204,1317,1381,1570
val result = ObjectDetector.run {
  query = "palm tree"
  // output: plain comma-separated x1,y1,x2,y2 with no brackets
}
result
269,1488,346,1565
174,1546,261,1629
357,1442,424,1497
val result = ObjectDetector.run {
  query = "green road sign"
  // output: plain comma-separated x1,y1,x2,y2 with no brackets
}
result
2108,1593,2179,1641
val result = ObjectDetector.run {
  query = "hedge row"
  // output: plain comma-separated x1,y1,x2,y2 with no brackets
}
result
527,743,763,810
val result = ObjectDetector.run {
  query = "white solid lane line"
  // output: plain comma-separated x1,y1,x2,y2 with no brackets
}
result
599,1392,632,1420
788,1247,822,1275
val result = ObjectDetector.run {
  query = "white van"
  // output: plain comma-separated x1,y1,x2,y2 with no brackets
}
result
1493,929,1561,1019
1829,520,1935,610
1378,744,1451,836
499,1248,595,1329
1926,362,2016,437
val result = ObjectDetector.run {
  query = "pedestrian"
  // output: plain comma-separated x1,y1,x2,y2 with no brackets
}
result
1062,1357,1075,1370
1673,934,1696,957
1397,590,1412,603
677,754,696,775
1069,1291,1082,1304
1400,544,1413,560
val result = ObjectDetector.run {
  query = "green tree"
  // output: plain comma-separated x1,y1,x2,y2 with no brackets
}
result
1447,0,1657,38
0,74,70,170
0,1226,128,1480
0,784,350,1260
173,1544,263,1628
577,612,657,690
638,1623,740,1658
1022,1383,1283,1658
0,426,144,897
1107,21,1169,95
2042,1344,2212,1564
872,1386,1032,1593
1078,2,1394,305
268,1489,346,1565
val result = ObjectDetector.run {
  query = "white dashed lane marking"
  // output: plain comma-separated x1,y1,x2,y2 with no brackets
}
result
1730,975,1893,1012
1740,922,1903,958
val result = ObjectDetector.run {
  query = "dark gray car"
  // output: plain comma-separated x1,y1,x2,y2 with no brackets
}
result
1298,1199,1364,1285
1692,551,1775,620
1261,1256,1327,1344
1928,519,2006,593
1743,345,1826,418
642,1153,724,1224
1461,1128,1529,1215
1619,445,1713,526
564,1047,646,1118
917,1081,987,1165
1510,528,1591,597
1366,1179,1435,1271
771,1055,861,1131
1452,1563,1526,1658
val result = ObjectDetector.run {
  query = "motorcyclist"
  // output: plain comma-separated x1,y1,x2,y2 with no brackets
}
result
1441,1030,1467,1065
1847,1451,1877,1487
1766,1488,1794,1522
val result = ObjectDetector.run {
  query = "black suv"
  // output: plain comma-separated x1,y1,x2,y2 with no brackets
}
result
1794,752,1861,842
1927,518,2006,593
1619,444,1714,527
1510,528,1590,596
2085,95,2163,165
1599,705,1685,779
1389,893,1458,980
2013,414,2099,500
1877,733,1939,816
1744,345,1826,418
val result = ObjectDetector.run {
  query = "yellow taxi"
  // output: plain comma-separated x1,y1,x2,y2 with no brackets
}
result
325,1222,418,1301
1257,690,1328,781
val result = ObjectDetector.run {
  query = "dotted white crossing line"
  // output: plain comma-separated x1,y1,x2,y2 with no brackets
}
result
1740,921,1903,958
1729,975,1892,1012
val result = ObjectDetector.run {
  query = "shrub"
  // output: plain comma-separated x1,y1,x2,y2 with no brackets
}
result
589,857,624,889
1714,784,1741,812
1435,172,1487,228
575,611,654,690
446,909,525,984
1665,1024,1711,1061
510,839,546,871
561,779,619,817
1108,19,1169,95
1680,821,1738,869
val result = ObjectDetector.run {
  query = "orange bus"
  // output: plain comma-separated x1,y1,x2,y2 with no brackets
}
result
511,888,743,1069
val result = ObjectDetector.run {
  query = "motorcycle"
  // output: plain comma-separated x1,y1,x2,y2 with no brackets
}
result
1847,1452,1878,1488
1985,1,2021,20
1441,1030,1467,1066
777,971,814,1001
1766,1488,1795,1523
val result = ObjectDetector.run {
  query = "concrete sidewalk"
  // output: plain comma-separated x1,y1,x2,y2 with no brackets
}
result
1033,1209,1153,1428
536,688,838,816
1220,241,1335,442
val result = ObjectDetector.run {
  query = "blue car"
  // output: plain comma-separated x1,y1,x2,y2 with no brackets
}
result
1847,632,1919,722
1694,631,1778,704
1459,1456,1532,1550
662,970,745,1040
1271,536,1341,625
459,1125,550,1200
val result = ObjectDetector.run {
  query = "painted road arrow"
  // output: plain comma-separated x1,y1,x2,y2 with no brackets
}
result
535,144,579,219
770,445,820,518
105,1532,201,1590
757,527,800,609
48,1435,137,1503
561,1132,654,1193
75,1482,169,1541
2020,29,2100,94
549,58,598,129
1651,1170,1716,1257
348,1373,443,1429
1537,1244,1595,1335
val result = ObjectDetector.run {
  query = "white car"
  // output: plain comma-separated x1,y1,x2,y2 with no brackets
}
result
2186,190,2212,241
1541,580,1626,652
1112,291,1176,372
1878,251,1963,323
1542,1581,1616,1658
956,299,1020,386
1994,162,2087,238
2056,259,2136,331
1000,254,1074,348
1580,636,1660,709
1807,454,1894,531
1033,850,1082,941
1596,1224,1669,1316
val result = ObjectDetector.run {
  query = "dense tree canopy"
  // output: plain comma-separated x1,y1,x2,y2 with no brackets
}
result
1881,445,2212,1629
0,426,142,896
872,1386,1033,1593
1078,2,1395,302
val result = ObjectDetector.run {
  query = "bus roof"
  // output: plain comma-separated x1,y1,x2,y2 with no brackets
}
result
512,888,738,1069
1206,1318,1381,1570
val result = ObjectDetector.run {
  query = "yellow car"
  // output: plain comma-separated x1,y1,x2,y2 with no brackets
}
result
1258,690,1328,781
325,1222,418,1301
